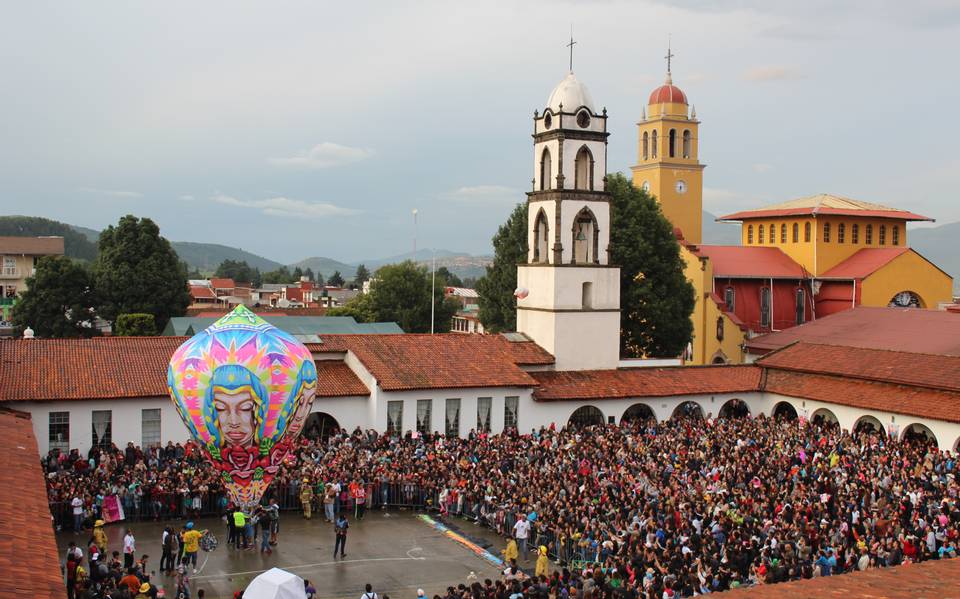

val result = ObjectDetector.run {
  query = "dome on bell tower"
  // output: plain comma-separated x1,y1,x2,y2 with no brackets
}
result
648,74,688,106
546,72,595,113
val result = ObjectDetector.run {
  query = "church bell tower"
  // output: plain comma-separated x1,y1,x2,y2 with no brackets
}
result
515,67,621,371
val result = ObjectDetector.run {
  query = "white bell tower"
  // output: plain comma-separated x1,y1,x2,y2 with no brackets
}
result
516,70,621,371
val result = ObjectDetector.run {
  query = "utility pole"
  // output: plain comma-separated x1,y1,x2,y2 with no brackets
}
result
430,249,436,334
412,208,418,259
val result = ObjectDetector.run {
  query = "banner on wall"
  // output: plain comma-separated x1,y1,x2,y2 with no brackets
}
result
887,423,900,439
102,495,125,523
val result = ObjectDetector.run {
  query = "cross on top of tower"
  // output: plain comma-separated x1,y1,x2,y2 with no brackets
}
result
664,37,674,76
567,27,577,72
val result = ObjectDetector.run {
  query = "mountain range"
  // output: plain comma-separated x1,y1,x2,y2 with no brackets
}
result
2,214,957,292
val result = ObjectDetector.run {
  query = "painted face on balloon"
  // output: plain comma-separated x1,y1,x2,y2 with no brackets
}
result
213,387,257,447
287,381,316,437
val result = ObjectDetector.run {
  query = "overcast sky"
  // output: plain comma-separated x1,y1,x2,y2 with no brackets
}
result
2,1,958,264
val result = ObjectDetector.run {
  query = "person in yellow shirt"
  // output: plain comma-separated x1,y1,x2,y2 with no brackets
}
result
300,479,314,519
503,538,518,563
180,521,208,574
92,520,108,554
535,545,549,578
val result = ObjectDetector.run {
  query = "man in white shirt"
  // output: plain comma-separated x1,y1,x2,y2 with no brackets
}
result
71,496,84,533
513,517,531,558
123,529,136,569
359,582,378,599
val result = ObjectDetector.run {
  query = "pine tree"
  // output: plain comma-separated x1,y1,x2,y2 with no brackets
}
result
354,264,370,285
476,203,527,333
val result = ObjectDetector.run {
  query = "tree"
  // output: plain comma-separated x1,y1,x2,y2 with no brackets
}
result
115,313,157,336
327,291,376,322
607,173,695,357
353,264,370,286
435,266,463,288
12,255,99,338
327,270,345,287
262,266,295,284
93,215,190,330
304,267,315,282
214,259,260,286
291,266,304,281
476,203,527,333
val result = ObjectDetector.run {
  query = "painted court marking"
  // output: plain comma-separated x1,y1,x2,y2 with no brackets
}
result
191,554,427,581
416,514,505,568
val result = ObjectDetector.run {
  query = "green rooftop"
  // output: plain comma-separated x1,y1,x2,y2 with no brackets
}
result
162,315,403,338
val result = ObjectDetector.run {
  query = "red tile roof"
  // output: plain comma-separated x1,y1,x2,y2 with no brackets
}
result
0,409,67,599
757,342,960,392
531,365,761,401
694,245,807,279
314,361,369,396
315,334,544,391
189,285,218,300
745,306,960,356
0,235,65,256
209,278,235,289
718,194,932,222
819,247,911,279
648,82,688,105
732,556,960,598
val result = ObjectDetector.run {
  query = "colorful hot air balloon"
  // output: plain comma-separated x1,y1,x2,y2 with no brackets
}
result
167,305,317,508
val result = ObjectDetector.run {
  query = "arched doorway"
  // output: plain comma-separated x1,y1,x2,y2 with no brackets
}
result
718,399,750,419
672,401,704,420
773,402,798,420
811,408,838,426
854,415,884,434
902,423,937,447
304,412,341,442
621,403,655,424
568,405,605,428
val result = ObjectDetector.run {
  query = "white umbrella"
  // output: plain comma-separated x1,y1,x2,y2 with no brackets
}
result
243,568,307,599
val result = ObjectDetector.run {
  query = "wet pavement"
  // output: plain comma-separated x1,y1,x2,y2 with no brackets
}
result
58,509,507,598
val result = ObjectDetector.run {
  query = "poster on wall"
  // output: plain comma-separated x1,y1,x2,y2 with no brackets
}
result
887,423,900,439
102,495,125,523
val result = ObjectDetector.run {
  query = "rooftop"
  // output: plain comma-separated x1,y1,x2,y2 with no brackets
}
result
546,72,595,113
0,409,67,599
162,315,403,337
531,365,760,401
0,235,65,256
695,245,808,279
718,193,932,222
745,306,960,355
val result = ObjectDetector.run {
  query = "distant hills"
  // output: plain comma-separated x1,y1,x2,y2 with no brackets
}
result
3,214,956,292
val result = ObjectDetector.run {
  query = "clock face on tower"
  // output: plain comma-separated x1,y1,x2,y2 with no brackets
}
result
675,180,688,194
641,181,650,193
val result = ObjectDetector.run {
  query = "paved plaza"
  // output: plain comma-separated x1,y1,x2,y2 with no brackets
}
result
57,511,506,598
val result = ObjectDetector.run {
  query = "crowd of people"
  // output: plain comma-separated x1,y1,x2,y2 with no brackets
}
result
47,413,959,598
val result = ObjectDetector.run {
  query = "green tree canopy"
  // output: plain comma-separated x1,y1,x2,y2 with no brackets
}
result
608,173,694,357
476,203,527,333
330,261,458,332
327,270,345,287
0,216,97,262
93,215,190,330
353,264,371,285
304,267,315,282
435,266,463,288
12,255,99,338
214,259,261,287
262,266,296,284
115,313,157,336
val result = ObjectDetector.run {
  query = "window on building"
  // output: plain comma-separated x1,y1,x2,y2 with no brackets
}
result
141,408,161,447
504,396,519,430
892,225,900,246
879,224,886,245
780,223,787,244
758,224,765,244
716,316,724,341
387,401,403,436
533,210,549,263
804,222,811,242
49,412,69,453
747,225,754,244
795,288,806,325
642,132,649,160
668,129,677,158
838,223,845,243
416,399,432,434
852,223,859,244
651,131,658,158
724,286,735,312
574,146,592,191
477,397,492,432
760,287,772,329
445,398,461,437
823,222,831,243
792,223,799,243
866,224,873,244
682,130,692,158
581,282,593,309
91,410,112,449
540,147,552,191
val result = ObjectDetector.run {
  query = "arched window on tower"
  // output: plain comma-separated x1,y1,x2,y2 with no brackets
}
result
682,130,692,158
804,222,811,242
571,207,599,264
642,132,649,160
651,131,658,158
574,145,593,191
533,209,550,264
540,147,552,191
668,129,677,158
758,224,765,244
792,222,799,243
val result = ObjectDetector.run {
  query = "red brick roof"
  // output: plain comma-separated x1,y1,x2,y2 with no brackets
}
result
819,247,911,279
745,306,960,356
0,409,66,599
315,361,369,396
209,278,235,289
648,83,688,105
695,245,807,279
314,334,544,391
531,365,761,401
732,556,960,598
758,342,960,392
0,235,65,256
189,285,218,300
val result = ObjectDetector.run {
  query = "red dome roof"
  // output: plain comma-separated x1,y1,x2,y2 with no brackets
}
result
648,83,688,105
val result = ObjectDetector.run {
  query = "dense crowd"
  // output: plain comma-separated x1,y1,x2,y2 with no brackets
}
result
47,414,959,598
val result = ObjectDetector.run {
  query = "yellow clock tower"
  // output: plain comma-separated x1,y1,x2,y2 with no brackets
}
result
630,50,704,244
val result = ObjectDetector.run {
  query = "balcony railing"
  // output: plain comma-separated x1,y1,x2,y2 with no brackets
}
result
0,267,21,279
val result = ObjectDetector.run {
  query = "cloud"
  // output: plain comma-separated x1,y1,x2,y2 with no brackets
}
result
211,193,359,219
752,163,774,173
79,187,142,198
443,185,520,204
742,66,805,81
179,194,195,201
703,187,759,213
268,142,374,169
